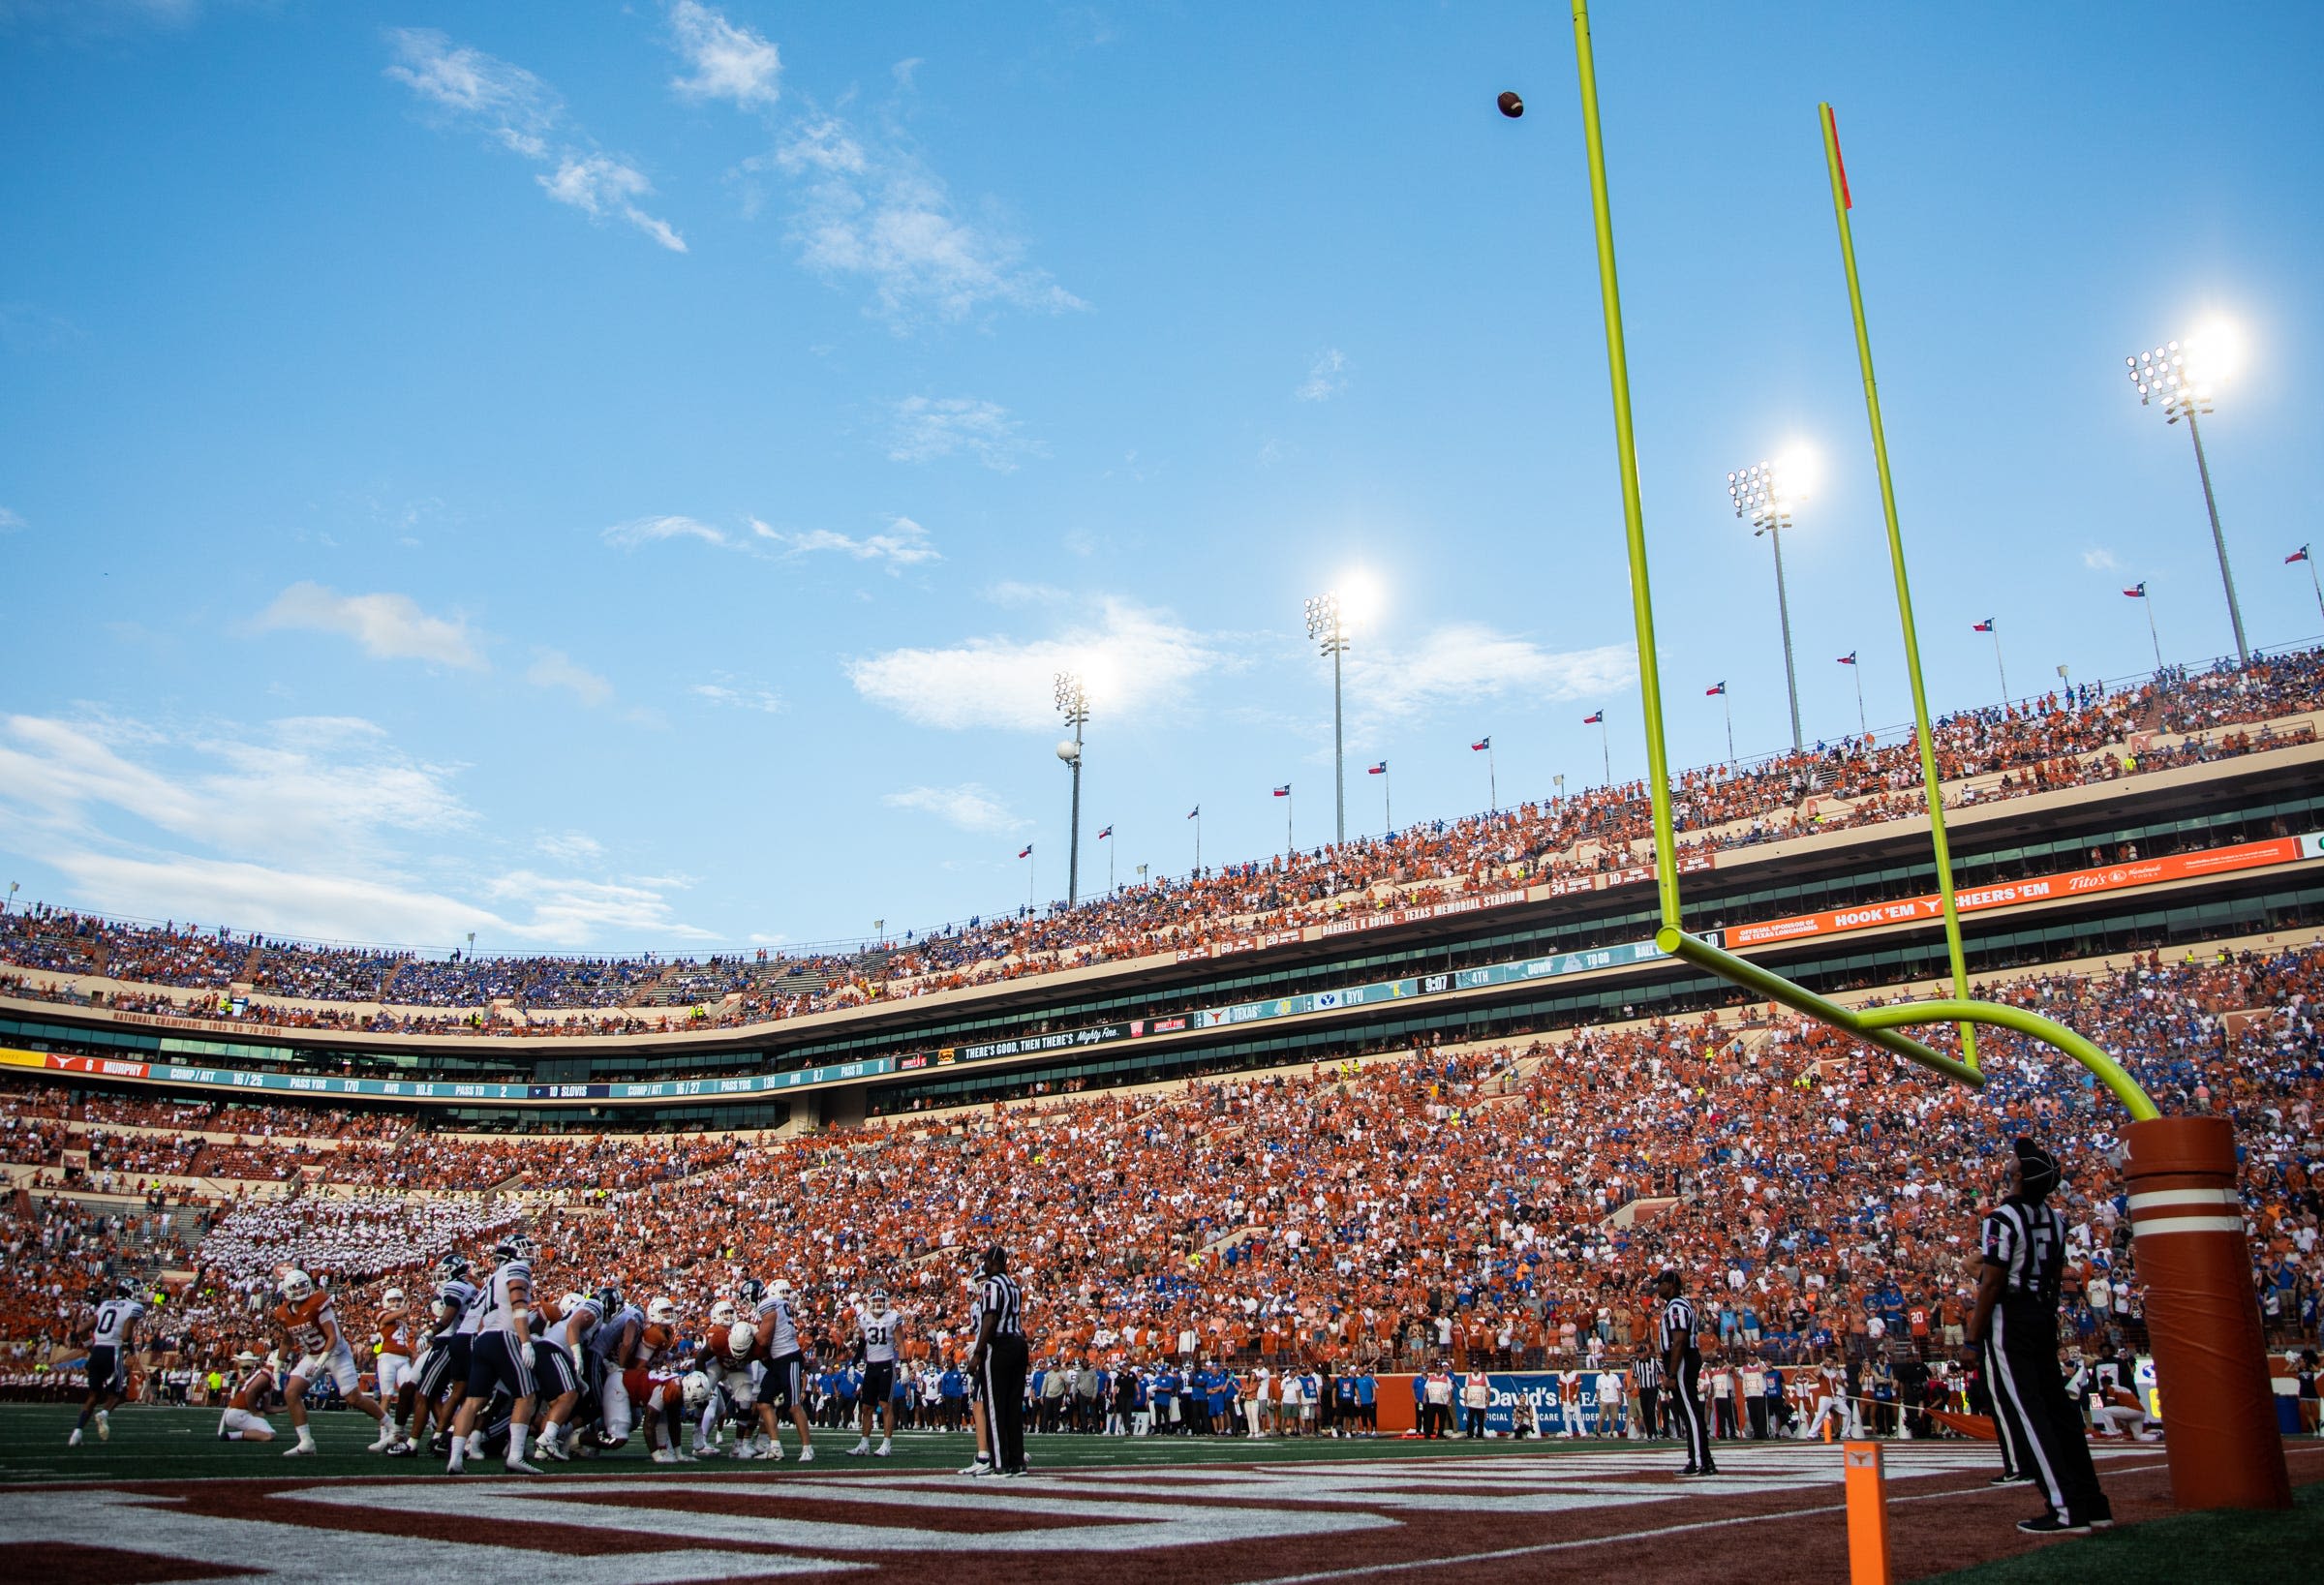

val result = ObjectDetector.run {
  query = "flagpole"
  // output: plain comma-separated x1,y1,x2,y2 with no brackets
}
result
1723,690,1733,763
1026,847,1035,914
1285,789,1294,857
1852,660,1867,740
1384,766,1392,834
1599,716,1611,787
2143,587,2163,673
1194,810,1202,876
1820,100,1977,1068
1488,742,1497,810
1991,623,2009,704
2305,548,2324,629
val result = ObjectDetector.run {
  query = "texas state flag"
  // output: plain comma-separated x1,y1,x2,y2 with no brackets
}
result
1366,761,1387,775
1837,652,1856,665
2289,546,2310,564
1470,737,1491,751
1973,618,1995,632
1705,681,1727,696
2124,582,2147,598
1096,826,1113,840
1582,710,1604,724
1017,844,1032,859
1272,784,1291,797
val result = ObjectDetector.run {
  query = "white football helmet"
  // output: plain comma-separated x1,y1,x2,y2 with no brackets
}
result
769,1278,794,1304
726,1322,757,1360
560,1292,587,1316
381,1287,405,1308
279,1269,315,1302
646,1296,678,1326
868,1288,890,1314
682,1371,712,1410
709,1299,738,1326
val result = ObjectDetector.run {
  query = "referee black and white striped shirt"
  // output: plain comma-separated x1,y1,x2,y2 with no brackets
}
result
979,1272,1024,1337
1980,1199,2065,1302
1657,1295,1698,1359
1632,1356,1664,1393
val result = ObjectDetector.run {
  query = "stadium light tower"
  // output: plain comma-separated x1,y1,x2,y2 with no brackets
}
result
1728,457,1807,752
1304,590,1349,845
2126,331,2248,663
1054,672,1089,906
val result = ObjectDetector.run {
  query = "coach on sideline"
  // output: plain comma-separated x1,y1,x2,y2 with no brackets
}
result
964,1244,1029,1478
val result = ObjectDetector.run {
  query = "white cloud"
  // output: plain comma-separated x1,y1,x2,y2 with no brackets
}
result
535,830,604,865
848,598,1219,730
385,29,685,253
891,57,923,89
0,506,23,533
758,113,1085,327
882,782,1028,834
985,581,1067,607
0,713,471,875
0,712,704,948
1348,627,1636,720
666,0,780,109
525,648,615,708
1297,348,1348,402
256,582,485,670
888,396,1042,471
539,154,688,252
602,514,737,551
688,673,784,714
384,27,561,159
750,513,938,568
2081,547,2120,571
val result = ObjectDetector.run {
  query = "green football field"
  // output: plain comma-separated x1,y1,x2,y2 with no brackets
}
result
0,1402,1593,1483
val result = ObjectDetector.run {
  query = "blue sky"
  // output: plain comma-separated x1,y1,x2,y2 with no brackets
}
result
2,0,2319,955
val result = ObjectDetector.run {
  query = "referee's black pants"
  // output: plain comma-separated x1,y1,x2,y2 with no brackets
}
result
983,1336,1029,1474
1637,1385,1660,1438
1672,1356,1712,1471
1979,1334,2030,1479
1989,1302,2105,1523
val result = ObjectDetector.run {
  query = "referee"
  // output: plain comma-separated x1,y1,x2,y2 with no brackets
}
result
1967,1139,2109,1535
965,1244,1029,1478
1652,1269,1716,1478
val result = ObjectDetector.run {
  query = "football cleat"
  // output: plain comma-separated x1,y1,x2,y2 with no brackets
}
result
2017,1514,2090,1535
796,1445,812,1463
505,1456,544,1475
67,1428,81,1447
285,1443,318,1457
875,1440,892,1457
95,1413,110,1443
652,1448,677,1464
961,1459,994,1477
384,1440,418,1458
539,1438,570,1462
368,1423,397,1451
848,1439,871,1457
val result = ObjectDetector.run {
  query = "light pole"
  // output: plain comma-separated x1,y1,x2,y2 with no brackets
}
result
1728,459,1806,752
1054,672,1089,906
2127,337,2248,663
1304,591,1349,845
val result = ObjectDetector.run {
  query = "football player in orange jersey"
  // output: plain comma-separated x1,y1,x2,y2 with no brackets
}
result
371,1288,417,1452
216,1350,278,1443
272,1269,389,1456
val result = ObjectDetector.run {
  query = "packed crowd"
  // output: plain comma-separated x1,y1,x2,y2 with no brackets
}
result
4,649,2320,1045
3,939,2312,1400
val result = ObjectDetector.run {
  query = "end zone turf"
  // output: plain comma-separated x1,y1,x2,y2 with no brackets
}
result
1,1408,2316,1583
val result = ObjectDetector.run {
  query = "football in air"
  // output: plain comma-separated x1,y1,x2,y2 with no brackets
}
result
1497,90,1524,118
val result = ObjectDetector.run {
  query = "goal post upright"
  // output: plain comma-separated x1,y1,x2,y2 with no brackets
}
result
1563,0,2286,1511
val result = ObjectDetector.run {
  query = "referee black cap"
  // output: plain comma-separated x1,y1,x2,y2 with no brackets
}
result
2012,1138,2061,1199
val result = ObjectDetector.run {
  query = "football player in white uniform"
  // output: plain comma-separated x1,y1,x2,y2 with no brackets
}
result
531,1289,601,1460
743,1277,815,1462
69,1279,145,1447
396,1253,480,1457
445,1234,543,1475
847,1289,907,1457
